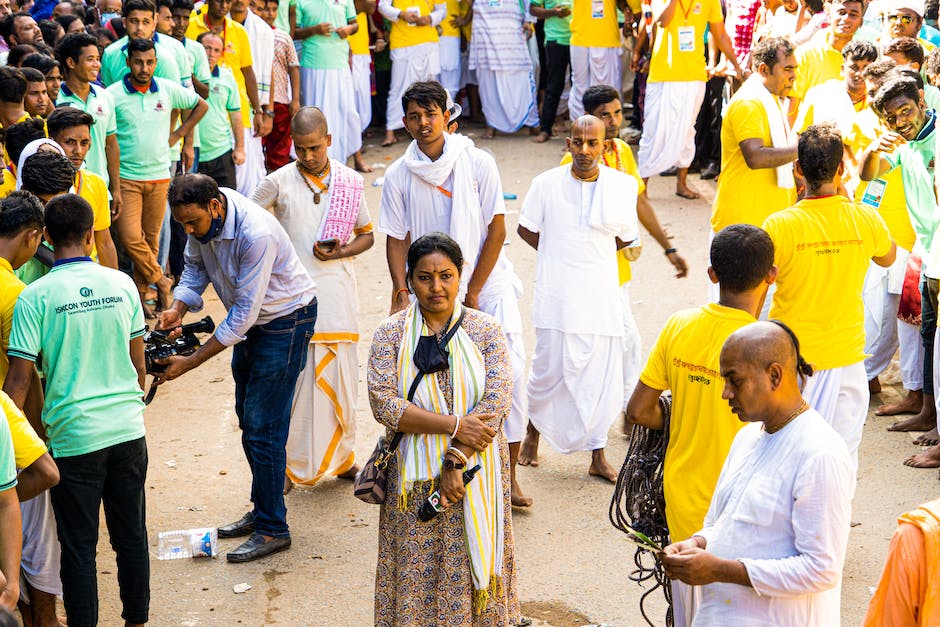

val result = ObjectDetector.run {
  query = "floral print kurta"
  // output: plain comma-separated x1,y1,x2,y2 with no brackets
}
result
367,308,521,626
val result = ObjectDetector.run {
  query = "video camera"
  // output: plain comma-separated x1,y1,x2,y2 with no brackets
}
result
144,316,215,375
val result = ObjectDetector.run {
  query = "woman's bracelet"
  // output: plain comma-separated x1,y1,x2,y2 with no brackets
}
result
450,414,461,439
446,446,468,465
394,287,409,299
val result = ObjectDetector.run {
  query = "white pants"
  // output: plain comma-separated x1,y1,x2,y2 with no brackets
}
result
802,361,869,473
439,35,463,98
568,45,623,119
300,66,362,161
236,129,265,196
622,283,642,404
19,491,62,603
637,81,706,178
527,329,624,453
672,579,701,627
387,42,441,131
351,53,373,132
476,67,539,133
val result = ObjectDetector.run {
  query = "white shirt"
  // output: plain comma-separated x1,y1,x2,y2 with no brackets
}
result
519,164,638,336
693,408,854,626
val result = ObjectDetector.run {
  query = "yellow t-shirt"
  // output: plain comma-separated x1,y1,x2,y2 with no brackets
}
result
349,13,370,54
389,0,440,49
570,0,623,48
711,95,796,232
440,0,467,37
561,138,644,284
0,391,46,471
75,170,113,262
0,170,13,199
640,303,754,542
648,0,722,83
791,31,844,103
187,11,254,126
0,257,24,386
847,107,916,251
763,196,894,370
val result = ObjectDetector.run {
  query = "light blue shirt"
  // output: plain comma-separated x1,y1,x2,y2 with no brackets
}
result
175,189,317,346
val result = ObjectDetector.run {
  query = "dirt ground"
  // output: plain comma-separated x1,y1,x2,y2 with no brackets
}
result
89,123,940,626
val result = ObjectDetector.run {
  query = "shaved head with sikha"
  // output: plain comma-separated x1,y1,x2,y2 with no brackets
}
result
720,321,808,428
569,115,606,141
567,115,607,178
292,107,332,175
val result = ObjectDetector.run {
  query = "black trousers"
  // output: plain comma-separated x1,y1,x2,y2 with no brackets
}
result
197,150,237,190
50,437,149,627
540,41,571,134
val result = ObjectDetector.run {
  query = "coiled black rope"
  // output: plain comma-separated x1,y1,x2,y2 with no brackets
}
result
609,393,673,627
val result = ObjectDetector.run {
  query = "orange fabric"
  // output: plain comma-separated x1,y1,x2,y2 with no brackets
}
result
863,499,940,627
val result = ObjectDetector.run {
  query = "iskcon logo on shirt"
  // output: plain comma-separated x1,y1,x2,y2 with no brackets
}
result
96,105,105,116
155,100,165,112
693,2,701,12
79,287,93,297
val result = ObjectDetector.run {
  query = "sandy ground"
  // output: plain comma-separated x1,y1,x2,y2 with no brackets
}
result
85,123,940,626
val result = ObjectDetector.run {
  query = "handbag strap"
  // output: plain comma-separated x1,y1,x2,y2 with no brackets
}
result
392,308,468,450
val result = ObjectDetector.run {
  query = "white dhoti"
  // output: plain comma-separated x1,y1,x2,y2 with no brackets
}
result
387,42,442,131
672,579,701,627
439,35,463,98
900,320,925,390
286,338,359,484
527,329,625,453
621,283,642,403
236,129,266,196
802,361,868,473
568,46,623,119
19,491,62,603
476,67,539,133
637,80,706,178
351,53,373,133
300,66,363,162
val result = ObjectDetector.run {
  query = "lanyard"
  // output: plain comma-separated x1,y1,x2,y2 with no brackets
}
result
678,0,692,21
436,185,452,198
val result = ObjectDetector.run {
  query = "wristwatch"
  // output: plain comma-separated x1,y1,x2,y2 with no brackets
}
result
443,457,466,471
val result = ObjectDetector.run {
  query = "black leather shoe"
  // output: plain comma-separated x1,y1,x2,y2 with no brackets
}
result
217,512,255,539
700,162,720,180
226,532,291,563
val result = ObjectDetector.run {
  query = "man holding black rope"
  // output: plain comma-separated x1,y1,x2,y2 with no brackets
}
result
154,173,316,563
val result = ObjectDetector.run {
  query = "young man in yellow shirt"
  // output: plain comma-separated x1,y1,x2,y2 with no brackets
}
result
764,122,896,472
637,0,744,199
626,223,776,627
566,0,630,120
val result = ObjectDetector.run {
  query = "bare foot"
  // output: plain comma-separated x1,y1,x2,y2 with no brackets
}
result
518,424,540,467
337,464,360,480
509,441,532,507
675,185,701,200
531,131,551,143
353,152,373,173
155,275,174,311
904,443,940,468
914,427,940,446
528,126,540,136
887,413,936,432
283,474,293,495
381,131,398,147
483,127,496,139
589,449,618,483
876,390,923,416
869,377,882,394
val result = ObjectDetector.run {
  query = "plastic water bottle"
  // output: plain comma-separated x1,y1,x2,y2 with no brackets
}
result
418,464,482,522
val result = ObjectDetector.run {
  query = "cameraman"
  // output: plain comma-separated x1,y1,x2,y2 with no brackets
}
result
156,174,317,563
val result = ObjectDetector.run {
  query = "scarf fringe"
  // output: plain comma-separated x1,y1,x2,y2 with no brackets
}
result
397,479,437,513
472,575,503,615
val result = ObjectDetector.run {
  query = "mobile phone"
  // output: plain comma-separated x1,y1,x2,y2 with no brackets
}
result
317,238,338,252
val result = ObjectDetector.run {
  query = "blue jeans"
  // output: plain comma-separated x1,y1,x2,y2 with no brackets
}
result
231,300,316,537
921,277,938,396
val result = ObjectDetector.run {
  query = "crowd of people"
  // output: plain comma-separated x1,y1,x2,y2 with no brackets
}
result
0,0,937,622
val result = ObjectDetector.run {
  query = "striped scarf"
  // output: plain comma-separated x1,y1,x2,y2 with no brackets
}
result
396,302,505,612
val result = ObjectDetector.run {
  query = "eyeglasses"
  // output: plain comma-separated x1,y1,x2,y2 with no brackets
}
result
887,13,916,25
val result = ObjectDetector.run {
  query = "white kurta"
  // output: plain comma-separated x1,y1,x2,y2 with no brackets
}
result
251,159,371,484
693,409,854,626
520,165,639,452
378,134,529,441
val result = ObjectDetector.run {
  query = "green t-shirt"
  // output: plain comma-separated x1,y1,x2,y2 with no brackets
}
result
0,409,16,492
886,115,937,256
532,0,572,44
293,0,356,69
56,83,117,187
106,76,201,181
198,65,241,161
8,258,146,458
99,35,183,87
183,37,212,151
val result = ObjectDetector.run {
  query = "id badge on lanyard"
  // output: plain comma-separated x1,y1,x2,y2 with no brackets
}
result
861,178,887,209
591,0,604,18
678,25,695,51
